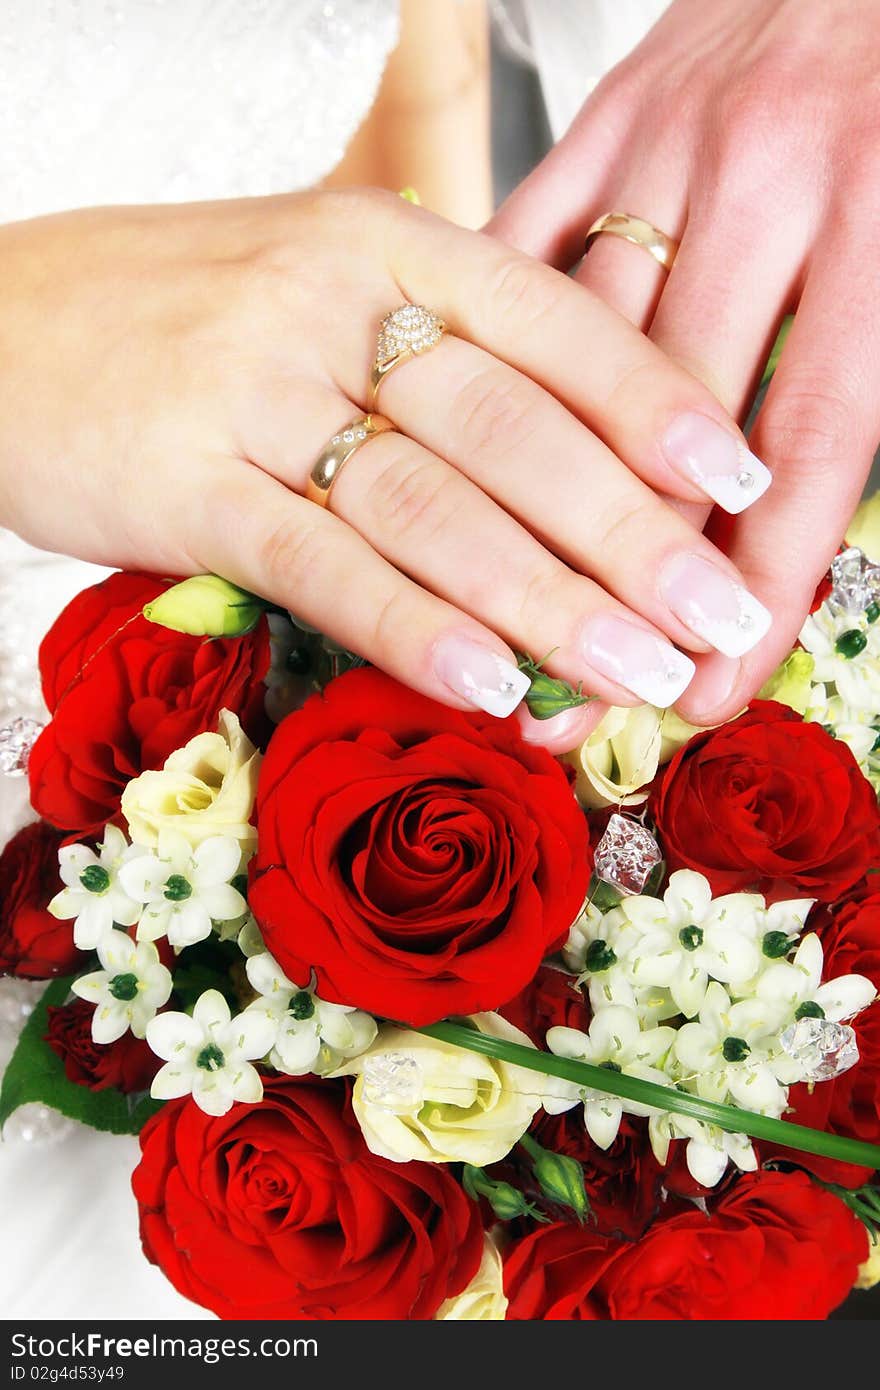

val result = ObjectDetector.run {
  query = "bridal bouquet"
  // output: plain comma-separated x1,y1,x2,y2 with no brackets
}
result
3,523,880,1321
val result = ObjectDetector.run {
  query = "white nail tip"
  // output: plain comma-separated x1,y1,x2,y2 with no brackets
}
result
460,656,531,718
690,586,773,658
622,650,696,707
697,450,772,515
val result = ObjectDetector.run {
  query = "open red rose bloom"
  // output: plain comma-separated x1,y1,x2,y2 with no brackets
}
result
2,563,880,1322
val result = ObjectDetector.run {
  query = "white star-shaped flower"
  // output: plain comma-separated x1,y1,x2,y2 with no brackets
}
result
119,829,246,948
649,1110,758,1188
146,989,275,1116
544,1006,676,1150
49,825,144,950
673,982,789,1116
756,933,876,1062
72,932,172,1043
613,870,764,1018
245,951,377,1075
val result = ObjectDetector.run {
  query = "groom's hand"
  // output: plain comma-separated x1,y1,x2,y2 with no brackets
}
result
490,0,880,722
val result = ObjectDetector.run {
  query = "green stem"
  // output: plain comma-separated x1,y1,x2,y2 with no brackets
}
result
419,1021,880,1171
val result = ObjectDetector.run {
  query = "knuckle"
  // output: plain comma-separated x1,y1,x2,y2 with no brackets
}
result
488,254,567,331
757,386,854,472
456,368,540,464
515,563,572,634
366,446,460,542
592,494,658,557
258,514,330,598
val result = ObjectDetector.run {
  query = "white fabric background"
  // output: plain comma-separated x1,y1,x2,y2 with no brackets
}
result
0,0,663,1321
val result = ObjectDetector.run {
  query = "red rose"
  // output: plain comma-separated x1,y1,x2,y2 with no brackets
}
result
45,998,158,1093
28,571,270,836
505,1171,866,1320
250,669,590,1026
764,890,880,1186
0,821,84,978
132,1075,483,1320
651,701,880,901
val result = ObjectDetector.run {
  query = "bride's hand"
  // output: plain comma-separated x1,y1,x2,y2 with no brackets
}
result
0,189,769,746
491,0,879,726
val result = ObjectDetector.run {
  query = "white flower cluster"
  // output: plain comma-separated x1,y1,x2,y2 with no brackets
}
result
799,593,880,789
48,709,379,1118
557,870,876,1186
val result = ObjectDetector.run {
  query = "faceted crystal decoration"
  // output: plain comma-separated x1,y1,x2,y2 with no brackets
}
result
594,813,662,896
362,1052,423,1113
779,1017,859,1082
376,305,445,366
829,547,880,615
0,716,44,776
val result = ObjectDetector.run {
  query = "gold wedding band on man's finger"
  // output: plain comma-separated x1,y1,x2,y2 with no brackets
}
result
584,212,679,272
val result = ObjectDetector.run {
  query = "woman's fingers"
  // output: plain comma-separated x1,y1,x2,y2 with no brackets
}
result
369,335,772,664
676,227,880,725
323,425,698,707
195,455,533,720
378,200,771,516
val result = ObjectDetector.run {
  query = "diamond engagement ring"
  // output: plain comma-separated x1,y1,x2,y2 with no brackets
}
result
368,304,446,409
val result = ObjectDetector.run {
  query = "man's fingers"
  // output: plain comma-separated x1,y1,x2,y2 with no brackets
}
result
676,231,880,725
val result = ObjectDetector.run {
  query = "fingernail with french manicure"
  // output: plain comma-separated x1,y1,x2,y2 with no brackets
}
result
662,412,771,514
433,635,530,717
581,616,695,706
661,554,772,658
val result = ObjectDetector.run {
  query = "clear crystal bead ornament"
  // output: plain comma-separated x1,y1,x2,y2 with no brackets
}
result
362,1052,423,1113
779,1017,859,1082
830,547,880,615
594,813,663,896
0,715,43,776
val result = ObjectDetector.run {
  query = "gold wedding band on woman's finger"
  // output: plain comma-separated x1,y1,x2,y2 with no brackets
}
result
306,414,396,508
369,303,447,410
584,213,678,272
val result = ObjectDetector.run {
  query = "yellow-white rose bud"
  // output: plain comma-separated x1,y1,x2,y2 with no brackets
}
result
435,1234,508,1321
855,1239,880,1290
565,703,699,810
121,709,260,853
337,1012,541,1167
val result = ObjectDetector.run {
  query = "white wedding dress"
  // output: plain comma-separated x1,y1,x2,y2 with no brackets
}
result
0,0,666,1320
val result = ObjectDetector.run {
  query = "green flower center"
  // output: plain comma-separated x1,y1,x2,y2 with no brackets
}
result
585,939,617,973
795,1000,825,1021
722,1036,751,1063
835,629,868,659
762,931,792,959
108,972,139,1002
196,1043,226,1072
866,602,880,625
598,1060,622,1073
164,874,193,902
79,864,110,895
679,925,704,952
289,991,315,1021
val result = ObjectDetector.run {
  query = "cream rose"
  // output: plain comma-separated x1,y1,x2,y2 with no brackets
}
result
565,703,699,810
435,1234,508,1320
337,1012,541,1166
121,709,261,852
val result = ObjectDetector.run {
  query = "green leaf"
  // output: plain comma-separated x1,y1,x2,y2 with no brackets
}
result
0,976,162,1136
419,1020,880,1172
